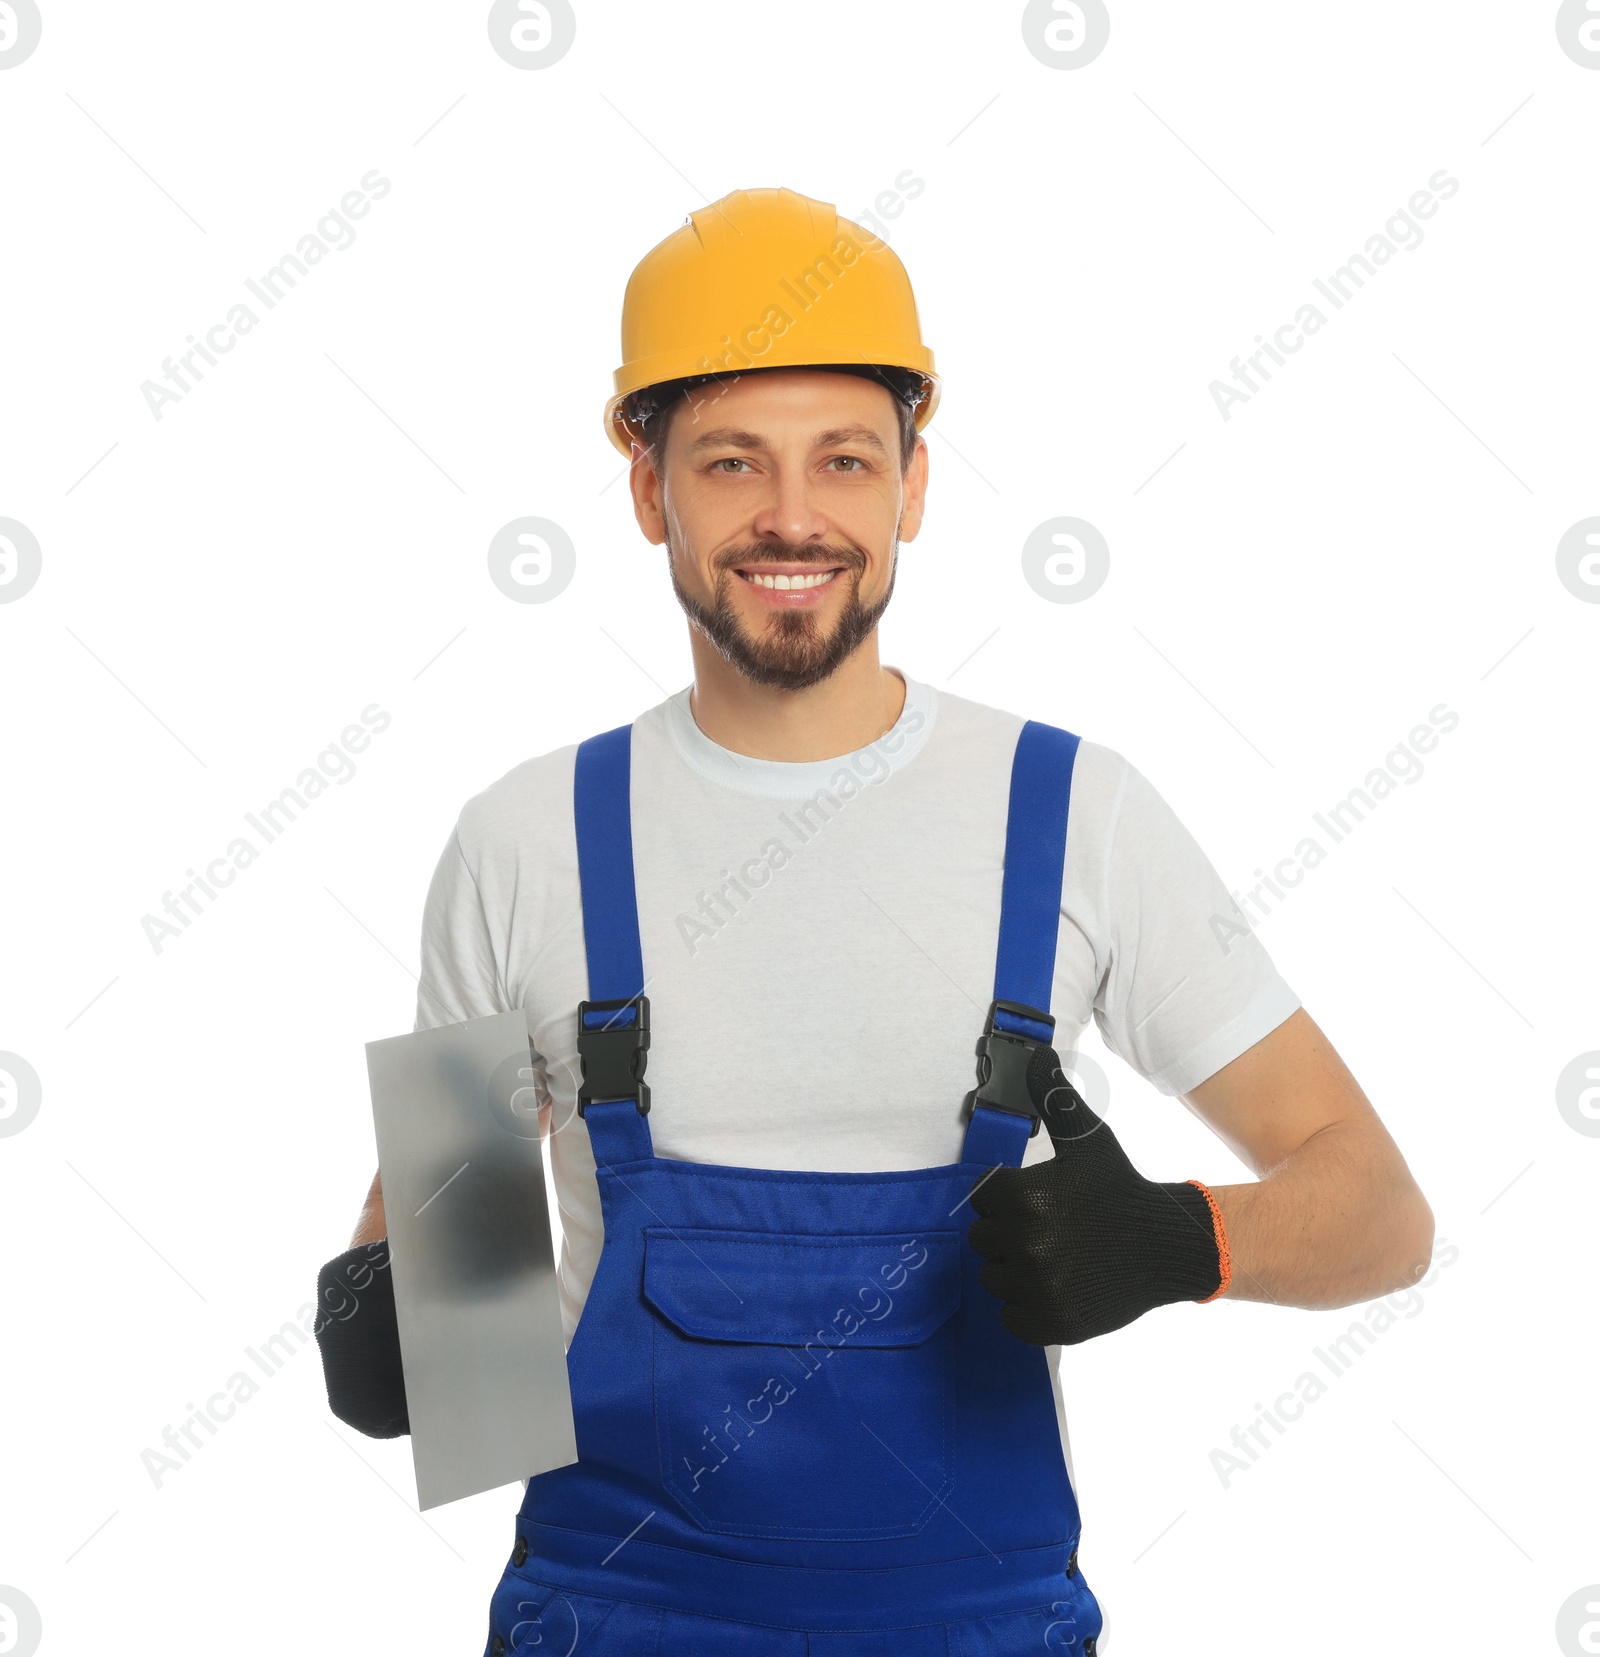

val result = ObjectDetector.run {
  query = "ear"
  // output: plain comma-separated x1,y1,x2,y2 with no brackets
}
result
628,440,668,546
897,435,930,543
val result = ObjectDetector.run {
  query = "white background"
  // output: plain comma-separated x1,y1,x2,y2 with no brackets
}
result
2,2,1597,1653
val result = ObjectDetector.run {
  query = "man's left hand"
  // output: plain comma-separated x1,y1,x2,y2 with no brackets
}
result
966,1043,1230,1345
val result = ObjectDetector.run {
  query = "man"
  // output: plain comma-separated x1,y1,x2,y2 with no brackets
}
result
316,188,1433,1655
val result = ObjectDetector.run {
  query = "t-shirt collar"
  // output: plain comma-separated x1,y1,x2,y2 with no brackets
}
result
663,669,936,798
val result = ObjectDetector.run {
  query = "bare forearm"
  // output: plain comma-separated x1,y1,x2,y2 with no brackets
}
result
351,1169,386,1246
1209,1121,1433,1309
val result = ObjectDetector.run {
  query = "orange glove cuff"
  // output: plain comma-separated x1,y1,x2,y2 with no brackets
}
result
1186,1179,1232,1303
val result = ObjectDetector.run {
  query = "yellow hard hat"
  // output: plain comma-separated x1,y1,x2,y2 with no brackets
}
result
605,186,939,456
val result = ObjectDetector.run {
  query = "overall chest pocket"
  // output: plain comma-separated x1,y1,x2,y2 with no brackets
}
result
642,1226,961,1541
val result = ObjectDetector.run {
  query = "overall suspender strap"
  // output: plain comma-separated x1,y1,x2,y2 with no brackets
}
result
573,724,654,1166
994,721,1080,1025
960,720,1081,1168
574,724,646,1001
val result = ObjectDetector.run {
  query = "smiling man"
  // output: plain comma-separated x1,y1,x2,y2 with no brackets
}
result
315,187,1434,1656
661,396,905,686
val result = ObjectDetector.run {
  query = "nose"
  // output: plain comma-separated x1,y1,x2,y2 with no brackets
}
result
749,467,830,549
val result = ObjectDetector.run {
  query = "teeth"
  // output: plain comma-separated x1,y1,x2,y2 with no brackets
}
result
743,569,838,590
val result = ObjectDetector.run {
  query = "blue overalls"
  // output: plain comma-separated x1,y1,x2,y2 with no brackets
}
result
484,719,1106,1656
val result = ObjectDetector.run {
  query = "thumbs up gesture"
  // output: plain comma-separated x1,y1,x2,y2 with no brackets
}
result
966,1043,1231,1346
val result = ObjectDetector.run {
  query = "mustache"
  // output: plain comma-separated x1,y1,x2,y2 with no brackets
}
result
714,541,867,573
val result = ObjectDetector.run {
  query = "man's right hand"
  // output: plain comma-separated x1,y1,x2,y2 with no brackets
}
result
314,1237,410,1438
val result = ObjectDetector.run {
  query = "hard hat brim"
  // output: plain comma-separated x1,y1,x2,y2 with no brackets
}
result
604,361,941,458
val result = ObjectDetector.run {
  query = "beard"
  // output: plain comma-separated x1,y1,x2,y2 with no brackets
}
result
667,537,896,692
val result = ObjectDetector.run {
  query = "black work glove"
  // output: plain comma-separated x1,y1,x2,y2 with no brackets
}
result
314,1240,410,1438
967,1043,1231,1346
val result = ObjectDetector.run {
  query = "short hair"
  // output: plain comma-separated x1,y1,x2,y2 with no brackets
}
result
626,364,927,471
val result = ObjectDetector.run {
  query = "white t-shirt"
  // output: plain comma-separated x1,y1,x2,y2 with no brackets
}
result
414,671,1301,1355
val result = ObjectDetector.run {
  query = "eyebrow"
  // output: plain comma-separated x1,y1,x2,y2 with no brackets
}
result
684,424,890,457
684,428,767,454
814,425,889,456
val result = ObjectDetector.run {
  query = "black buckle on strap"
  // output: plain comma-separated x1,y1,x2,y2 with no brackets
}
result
961,998,1054,1137
576,995,651,1117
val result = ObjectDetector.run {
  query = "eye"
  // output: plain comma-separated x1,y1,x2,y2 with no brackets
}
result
827,455,865,472
712,457,751,474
